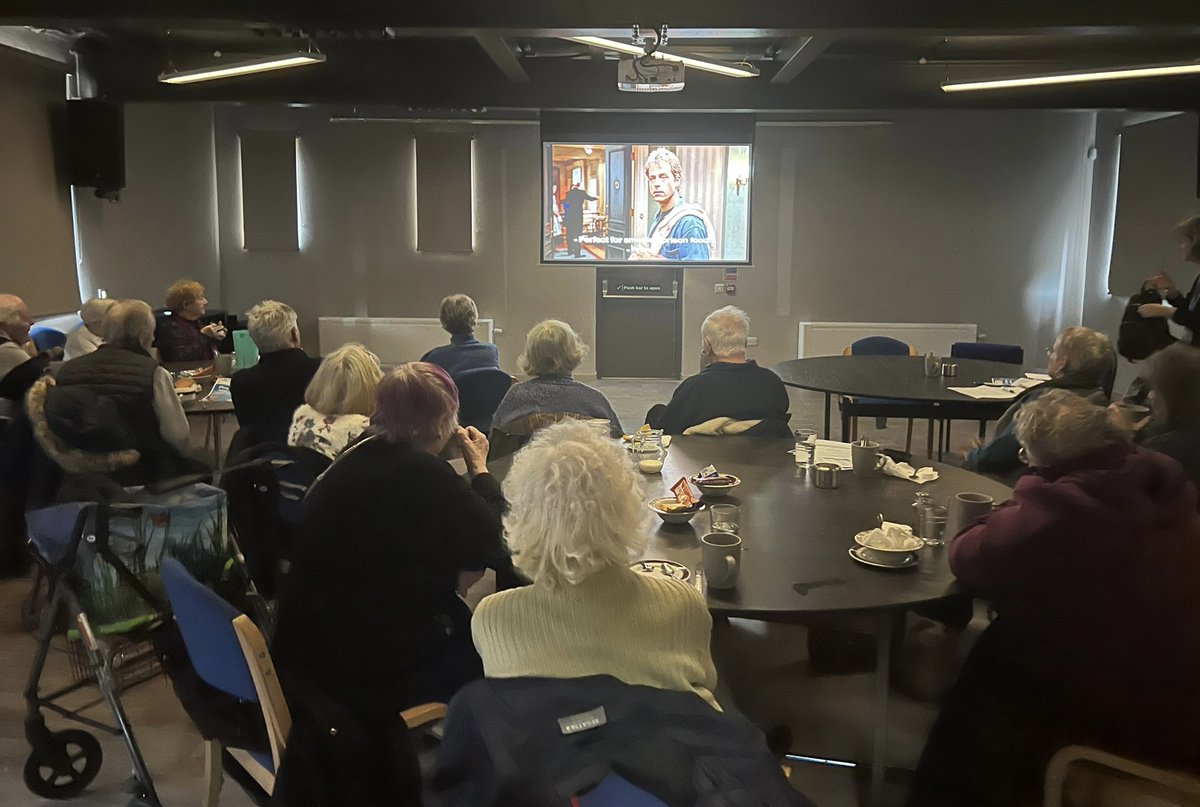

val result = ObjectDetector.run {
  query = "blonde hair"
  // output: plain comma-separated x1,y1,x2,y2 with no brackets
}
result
1015,389,1123,467
644,147,683,189
519,319,588,377
1174,213,1200,262
439,294,478,335
502,420,649,588
305,343,383,417
246,300,298,353
1054,326,1113,383
165,280,205,311
79,298,115,326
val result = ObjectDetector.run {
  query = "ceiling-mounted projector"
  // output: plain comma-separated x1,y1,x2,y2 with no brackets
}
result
618,58,685,92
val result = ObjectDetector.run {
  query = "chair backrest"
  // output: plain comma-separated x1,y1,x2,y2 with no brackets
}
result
574,772,671,807
232,613,292,775
453,367,514,433
29,325,68,352
845,336,914,356
950,341,1024,365
160,558,258,702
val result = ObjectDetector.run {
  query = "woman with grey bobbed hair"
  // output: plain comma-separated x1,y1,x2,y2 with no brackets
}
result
472,420,718,708
490,319,621,436
271,361,518,804
909,388,1200,805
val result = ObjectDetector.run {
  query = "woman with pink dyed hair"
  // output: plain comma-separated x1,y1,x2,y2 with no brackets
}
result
270,361,516,806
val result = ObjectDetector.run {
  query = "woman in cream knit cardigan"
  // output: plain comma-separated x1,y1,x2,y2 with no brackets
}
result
472,420,719,709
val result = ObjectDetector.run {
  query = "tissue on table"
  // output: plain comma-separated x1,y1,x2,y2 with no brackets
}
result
881,456,939,484
860,521,921,551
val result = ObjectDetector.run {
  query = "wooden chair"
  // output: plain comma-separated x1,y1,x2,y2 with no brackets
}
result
160,559,447,805
1044,745,1200,807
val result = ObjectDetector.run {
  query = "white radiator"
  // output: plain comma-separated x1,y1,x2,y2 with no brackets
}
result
318,317,495,364
796,322,978,358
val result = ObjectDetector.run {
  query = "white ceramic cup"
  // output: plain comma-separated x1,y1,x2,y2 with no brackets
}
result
701,532,742,589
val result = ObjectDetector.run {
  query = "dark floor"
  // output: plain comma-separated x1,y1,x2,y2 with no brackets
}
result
1,379,992,807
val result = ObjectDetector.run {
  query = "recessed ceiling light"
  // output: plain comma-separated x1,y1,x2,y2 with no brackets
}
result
941,61,1200,92
159,51,326,85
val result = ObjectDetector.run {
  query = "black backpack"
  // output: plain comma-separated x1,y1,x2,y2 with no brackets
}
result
1118,284,1176,361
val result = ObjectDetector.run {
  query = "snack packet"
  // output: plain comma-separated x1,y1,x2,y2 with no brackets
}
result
670,477,698,507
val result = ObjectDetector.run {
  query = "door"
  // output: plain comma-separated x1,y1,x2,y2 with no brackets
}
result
595,266,682,378
604,146,630,261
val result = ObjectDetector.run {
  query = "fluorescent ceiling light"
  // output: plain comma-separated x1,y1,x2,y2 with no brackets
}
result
941,61,1200,92
566,36,759,78
159,52,326,85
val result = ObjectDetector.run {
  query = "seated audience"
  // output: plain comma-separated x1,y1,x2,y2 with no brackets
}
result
473,420,719,708
30,300,204,485
0,293,47,406
1109,342,1200,489
288,342,382,461
420,293,500,376
909,391,1200,806
647,305,789,435
156,279,225,362
271,362,514,806
491,319,621,434
964,325,1112,478
229,300,321,445
63,297,115,361
1136,213,1200,346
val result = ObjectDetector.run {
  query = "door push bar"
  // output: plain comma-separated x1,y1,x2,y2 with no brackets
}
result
600,279,679,300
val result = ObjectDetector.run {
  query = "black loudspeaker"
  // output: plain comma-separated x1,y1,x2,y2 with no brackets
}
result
66,99,125,190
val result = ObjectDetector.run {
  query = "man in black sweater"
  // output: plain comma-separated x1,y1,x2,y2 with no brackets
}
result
230,300,321,446
648,305,790,435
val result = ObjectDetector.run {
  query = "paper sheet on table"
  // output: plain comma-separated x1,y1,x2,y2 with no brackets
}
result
1025,372,1052,381
812,439,854,469
948,385,1024,400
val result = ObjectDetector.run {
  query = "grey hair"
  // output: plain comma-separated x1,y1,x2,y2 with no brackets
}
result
79,298,115,326
1054,326,1113,384
702,305,750,357
1015,389,1123,467
502,420,650,588
519,319,588,377
246,300,298,353
439,294,478,335
102,300,156,349
1174,213,1200,262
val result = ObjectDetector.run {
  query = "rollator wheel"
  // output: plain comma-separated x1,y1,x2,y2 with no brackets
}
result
23,729,103,798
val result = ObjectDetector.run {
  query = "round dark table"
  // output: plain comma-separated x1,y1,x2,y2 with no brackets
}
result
487,435,1011,801
165,362,236,468
771,355,1035,452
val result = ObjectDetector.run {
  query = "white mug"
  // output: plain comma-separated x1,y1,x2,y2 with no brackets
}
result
701,532,742,589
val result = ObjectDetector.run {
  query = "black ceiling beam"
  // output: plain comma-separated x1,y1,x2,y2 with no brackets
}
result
473,32,529,83
4,1,1200,32
770,36,833,84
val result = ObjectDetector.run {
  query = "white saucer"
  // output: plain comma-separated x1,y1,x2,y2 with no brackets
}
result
631,559,691,581
848,546,918,570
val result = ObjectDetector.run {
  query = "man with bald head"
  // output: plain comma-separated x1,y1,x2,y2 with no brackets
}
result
0,293,46,406
648,305,789,434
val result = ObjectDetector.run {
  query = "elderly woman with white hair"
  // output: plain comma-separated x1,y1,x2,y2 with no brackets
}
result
648,305,789,435
229,300,321,445
490,319,621,435
472,420,719,708
63,297,115,361
270,361,515,806
908,390,1200,807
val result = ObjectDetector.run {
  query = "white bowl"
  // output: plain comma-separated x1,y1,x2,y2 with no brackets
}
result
648,497,702,525
690,474,741,498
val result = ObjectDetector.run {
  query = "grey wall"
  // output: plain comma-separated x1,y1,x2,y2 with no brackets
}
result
74,104,1192,379
0,50,77,315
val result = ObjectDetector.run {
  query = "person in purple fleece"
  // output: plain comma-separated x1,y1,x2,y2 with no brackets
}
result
908,389,1200,807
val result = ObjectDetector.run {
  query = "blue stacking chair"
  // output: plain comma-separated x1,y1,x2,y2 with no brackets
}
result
950,341,1024,366
454,367,514,434
29,324,68,353
838,336,926,452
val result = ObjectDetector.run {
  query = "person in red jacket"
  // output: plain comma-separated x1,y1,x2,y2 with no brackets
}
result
908,390,1200,807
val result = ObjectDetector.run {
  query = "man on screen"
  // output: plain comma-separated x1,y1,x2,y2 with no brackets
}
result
632,147,716,261
562,183,597,258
